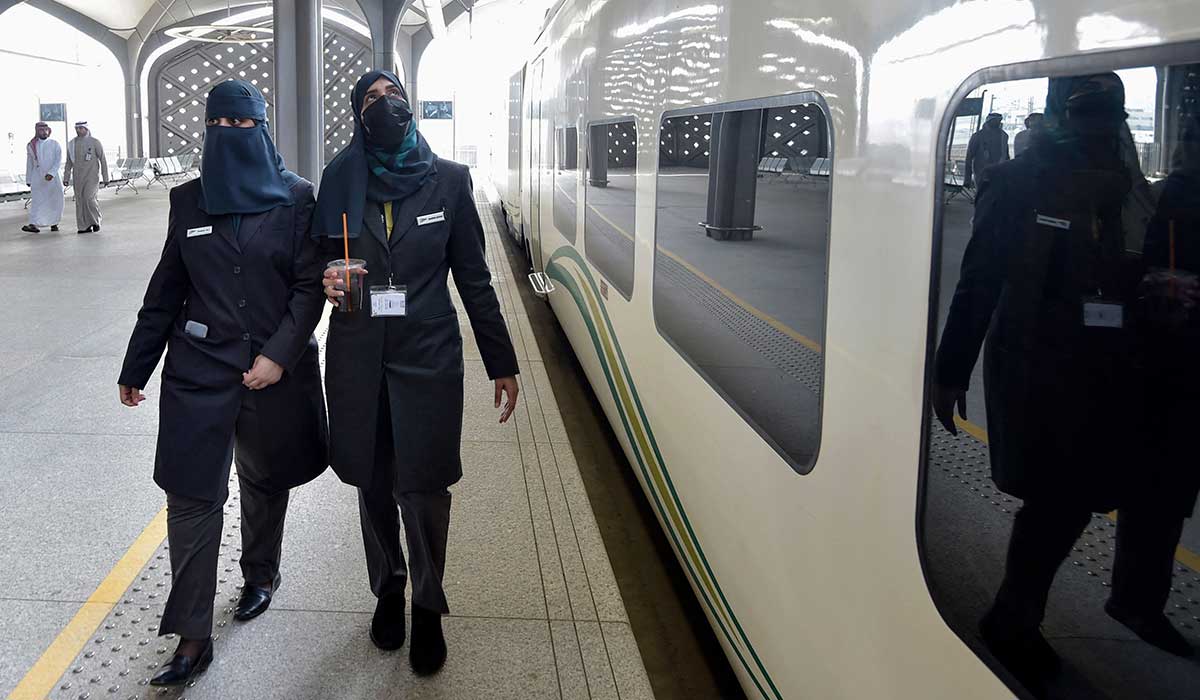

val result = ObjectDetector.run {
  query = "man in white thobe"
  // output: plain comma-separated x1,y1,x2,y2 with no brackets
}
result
64,121,108,234
22,122,64,233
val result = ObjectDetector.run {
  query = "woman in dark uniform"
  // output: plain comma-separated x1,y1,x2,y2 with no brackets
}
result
313,70,519,676
118,80,328,686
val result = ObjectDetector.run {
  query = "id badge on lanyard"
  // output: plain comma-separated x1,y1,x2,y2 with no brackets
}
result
370,285,407,317
1082,297,1123,328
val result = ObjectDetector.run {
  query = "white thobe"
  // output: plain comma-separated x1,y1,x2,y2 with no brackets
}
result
25,139,64,226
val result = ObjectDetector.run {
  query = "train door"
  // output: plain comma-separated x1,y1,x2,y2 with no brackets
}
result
527,57,546,272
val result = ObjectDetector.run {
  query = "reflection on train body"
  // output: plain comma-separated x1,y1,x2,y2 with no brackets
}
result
653,99,831,472
926,62,1200,699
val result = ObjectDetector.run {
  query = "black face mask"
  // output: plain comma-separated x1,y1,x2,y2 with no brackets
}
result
362,95,413,147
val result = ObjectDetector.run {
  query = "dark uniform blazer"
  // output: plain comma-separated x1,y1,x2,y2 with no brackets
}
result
320,158,519,491
120,178,329,502
935,137,1144,511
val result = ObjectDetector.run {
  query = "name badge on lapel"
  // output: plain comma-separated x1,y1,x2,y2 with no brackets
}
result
416,211,446,226
1035,213,1071,231
186,226,213,238
371,285,407,317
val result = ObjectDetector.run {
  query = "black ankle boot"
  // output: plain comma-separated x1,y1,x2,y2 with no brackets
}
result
1105,599,1195,657
150,637,213,686
979,607,1060,696
409,605,446,676
370,590,406,650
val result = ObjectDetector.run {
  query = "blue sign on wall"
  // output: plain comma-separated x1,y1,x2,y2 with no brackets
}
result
39,103,66,122
421,101,453,120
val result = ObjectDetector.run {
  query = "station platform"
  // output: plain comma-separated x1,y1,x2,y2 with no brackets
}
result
0,181,696,700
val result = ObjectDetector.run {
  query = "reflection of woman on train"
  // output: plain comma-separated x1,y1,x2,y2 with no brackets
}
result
312,70,519,676
932,73,1195,695
118,80,328,686
1134,112,1200,652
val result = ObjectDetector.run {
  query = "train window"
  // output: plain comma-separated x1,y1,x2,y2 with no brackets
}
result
584,119,637,298
553,125,578,243
924,59,1200,700
652,96,831,473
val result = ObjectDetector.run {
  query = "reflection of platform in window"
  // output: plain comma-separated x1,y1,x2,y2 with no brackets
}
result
652,96,831,473
585,120,638,297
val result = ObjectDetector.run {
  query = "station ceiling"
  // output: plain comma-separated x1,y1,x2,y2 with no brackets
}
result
38,0,462,40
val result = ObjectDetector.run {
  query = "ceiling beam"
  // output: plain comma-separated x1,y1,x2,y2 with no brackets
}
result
23,0,131,73
419,0,445,39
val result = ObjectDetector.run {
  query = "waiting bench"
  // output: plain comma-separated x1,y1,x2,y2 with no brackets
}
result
0,170,31,204
108,157,147,195
756,156,788,176
147,154,198,189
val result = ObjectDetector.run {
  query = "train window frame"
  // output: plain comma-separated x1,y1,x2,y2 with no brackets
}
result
918,42,1200,694
651,91,835,476
583,116,639,301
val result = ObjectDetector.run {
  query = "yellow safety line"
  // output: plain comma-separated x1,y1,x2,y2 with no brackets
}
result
584,202,824,354
953,415,988,443
8,508,168,700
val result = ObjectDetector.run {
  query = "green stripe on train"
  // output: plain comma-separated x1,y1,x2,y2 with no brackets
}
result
546,247,782,700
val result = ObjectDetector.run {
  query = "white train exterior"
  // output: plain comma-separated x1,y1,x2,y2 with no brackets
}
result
492,1,1200,697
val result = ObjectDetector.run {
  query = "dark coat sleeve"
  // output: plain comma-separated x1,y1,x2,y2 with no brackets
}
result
119,187,190,388
261,181,324,372
964,131,981,183
934,172,1010,389
447,170,520,380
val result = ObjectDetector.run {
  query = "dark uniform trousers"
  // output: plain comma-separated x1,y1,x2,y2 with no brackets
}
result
990,500,1185,632
358,384,452,614
160,389,290,640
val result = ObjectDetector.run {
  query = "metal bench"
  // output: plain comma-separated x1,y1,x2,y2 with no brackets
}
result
147,156,195,189
108,157,146,195
943,160,975,204
0,170,32,205
756,156,788,176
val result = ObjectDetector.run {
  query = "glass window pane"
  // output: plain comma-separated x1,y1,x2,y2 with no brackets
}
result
585,120,637,298
553,126,578,243
653,98,831,472
926,60,1200,700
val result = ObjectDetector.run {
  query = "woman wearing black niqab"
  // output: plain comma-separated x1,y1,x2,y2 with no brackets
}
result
313,70,519,676
118,80,329,686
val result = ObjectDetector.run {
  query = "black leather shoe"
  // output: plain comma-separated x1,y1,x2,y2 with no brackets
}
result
20,225,38,233
77,228,92,234
370,591,406,650
50,225,58,231
150,637,213,686
234,584,273,621
92,224,100,231
409,605,446,676
1105,599,1195,657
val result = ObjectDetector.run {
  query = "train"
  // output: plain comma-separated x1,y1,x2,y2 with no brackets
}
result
489,1,1200,698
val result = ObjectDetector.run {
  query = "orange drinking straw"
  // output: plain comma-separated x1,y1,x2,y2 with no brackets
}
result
342,212,351,307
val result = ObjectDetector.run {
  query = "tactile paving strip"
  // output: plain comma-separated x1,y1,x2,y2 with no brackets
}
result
49,322,336,700
655,253,823,396
48,484,245,700
928,427,1200,636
